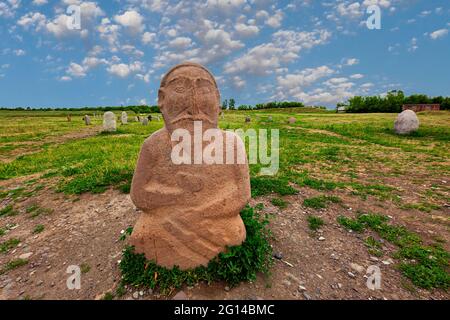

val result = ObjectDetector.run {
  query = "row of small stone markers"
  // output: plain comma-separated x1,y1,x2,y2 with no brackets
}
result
244,115,296,124
245,116,297,124
241,111,418,134
82,112,161,131
103,112,152,132
87,110,418,135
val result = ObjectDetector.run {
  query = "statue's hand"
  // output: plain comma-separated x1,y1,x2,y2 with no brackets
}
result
175,171,204,192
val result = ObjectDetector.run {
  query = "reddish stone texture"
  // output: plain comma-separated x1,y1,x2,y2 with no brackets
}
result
129,62,250,270
402,104,440,112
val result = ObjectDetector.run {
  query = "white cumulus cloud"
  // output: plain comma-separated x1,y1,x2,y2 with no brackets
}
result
430,28,448,40
114,10,145,34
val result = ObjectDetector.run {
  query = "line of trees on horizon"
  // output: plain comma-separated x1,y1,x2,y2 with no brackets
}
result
0,101,327,114
3,93,449,114
342,91,450,113
0,105,161,114
221,100,326,110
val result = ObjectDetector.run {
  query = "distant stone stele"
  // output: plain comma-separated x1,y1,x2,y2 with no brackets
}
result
142,118,149,125
84,115,91,125
394,110,419,135
121,111,128,124
129,62,250,270
103,111,116,132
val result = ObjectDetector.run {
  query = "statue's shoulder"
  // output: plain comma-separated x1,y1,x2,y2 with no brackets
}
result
139,128,171,158
142,128,170,147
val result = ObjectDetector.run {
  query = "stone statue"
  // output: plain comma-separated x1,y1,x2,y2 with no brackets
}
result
121,111,128,125
129,62,251,270
395,110,419,135
103,111,116,132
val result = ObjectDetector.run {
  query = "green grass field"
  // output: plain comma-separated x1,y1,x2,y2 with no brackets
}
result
0,108,449,292
1,109,448,203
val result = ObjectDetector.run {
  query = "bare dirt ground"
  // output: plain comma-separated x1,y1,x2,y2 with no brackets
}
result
0,177,448,300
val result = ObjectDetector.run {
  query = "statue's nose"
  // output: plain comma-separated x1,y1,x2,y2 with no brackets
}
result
190,86,199,115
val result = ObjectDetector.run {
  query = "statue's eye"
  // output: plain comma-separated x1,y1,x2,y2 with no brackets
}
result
175,86,185,93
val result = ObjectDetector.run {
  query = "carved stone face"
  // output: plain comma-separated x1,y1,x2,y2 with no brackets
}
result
158,63,220,132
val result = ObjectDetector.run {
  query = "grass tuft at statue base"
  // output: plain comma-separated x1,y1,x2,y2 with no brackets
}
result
118,205,274,295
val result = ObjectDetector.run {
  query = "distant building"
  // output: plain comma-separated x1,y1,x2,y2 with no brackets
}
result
402,104,440,112
336,106,347,113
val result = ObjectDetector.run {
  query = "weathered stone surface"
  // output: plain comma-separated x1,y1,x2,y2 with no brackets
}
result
103,111,116,132
172,291,188,300
18,252,33,260
84,115,91,125
142,118,149,125
350,263,364,274
121,111,128,124
394,110,419,135
130,62,250,270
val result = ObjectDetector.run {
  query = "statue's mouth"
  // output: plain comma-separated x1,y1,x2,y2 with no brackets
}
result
171,114,214,124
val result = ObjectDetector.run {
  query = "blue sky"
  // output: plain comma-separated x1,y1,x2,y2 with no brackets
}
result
0,0,449,108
